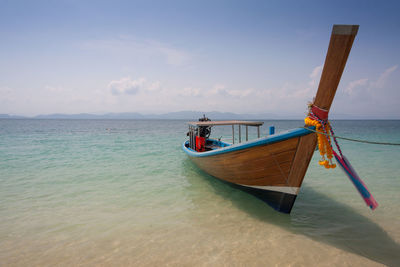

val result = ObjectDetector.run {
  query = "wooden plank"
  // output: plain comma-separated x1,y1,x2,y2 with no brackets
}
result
285,25,358,189
190,137,300,187
286,134,318,187
193,156,293,186
314,25,359,111
188,120,264,127
210,137,298,162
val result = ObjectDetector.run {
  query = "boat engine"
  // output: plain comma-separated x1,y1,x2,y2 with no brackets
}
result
193,115,211,152
198,114,211,138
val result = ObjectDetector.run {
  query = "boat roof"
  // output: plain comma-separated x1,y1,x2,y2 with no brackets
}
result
187,120,264,127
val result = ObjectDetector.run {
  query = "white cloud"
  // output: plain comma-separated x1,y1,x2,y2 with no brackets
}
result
333,65,400,118
4,63,397,118
207,84,227,96
180,84,254,99
372,65,398,89
147,81,161,92
108,77,145,95
162,65,325,114
181,87,201,97
283,65,322,100
107,77,166,97
309,65,323,87
344,78,368,96
226,88,254,98
344,65,398,97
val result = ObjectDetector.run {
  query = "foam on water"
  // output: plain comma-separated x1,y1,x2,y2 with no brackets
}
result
0,119,399,266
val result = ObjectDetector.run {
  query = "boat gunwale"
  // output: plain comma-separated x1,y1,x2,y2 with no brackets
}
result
187,120,264,127
182,127,315,158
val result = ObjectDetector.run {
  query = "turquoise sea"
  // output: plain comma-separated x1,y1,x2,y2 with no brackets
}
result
1,119,399,266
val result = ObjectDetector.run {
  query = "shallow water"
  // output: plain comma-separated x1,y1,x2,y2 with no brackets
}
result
0,119,399,266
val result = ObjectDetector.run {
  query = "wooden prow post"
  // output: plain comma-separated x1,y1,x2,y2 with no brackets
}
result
286,25,359,206
314,24,359,112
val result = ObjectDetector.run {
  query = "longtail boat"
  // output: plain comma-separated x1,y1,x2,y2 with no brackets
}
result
182,25,362,213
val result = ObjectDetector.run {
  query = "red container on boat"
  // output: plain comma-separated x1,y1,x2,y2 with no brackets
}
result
196,136,206,152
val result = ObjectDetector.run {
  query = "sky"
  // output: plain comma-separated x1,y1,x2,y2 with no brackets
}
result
1,0,399,118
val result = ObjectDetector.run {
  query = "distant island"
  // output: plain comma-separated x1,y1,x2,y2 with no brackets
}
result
1,111,280,120
0,111,396,120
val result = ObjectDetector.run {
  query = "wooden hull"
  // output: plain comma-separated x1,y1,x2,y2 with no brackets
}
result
183,128,317,213
183,25,359,213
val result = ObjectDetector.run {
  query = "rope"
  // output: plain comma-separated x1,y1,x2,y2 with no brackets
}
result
305,109,337,167
303,127,400,146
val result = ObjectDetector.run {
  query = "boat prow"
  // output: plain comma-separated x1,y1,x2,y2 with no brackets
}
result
183,126,316,213
182,25,359,213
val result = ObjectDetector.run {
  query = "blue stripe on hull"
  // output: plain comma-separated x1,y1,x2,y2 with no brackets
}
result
182,127,313,157
182,126,312,213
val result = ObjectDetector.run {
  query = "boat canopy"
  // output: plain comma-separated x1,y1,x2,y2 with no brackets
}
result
187,120,264,127
187,120,265,145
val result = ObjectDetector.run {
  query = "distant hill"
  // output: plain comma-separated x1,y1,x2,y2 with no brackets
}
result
34,112,146,119
144,111,281,120
1,111,398,120
31,111,285,120
0,114,26,119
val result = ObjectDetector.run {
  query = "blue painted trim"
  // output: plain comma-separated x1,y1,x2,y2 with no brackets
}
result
182,127,314,157
269,126,275,135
